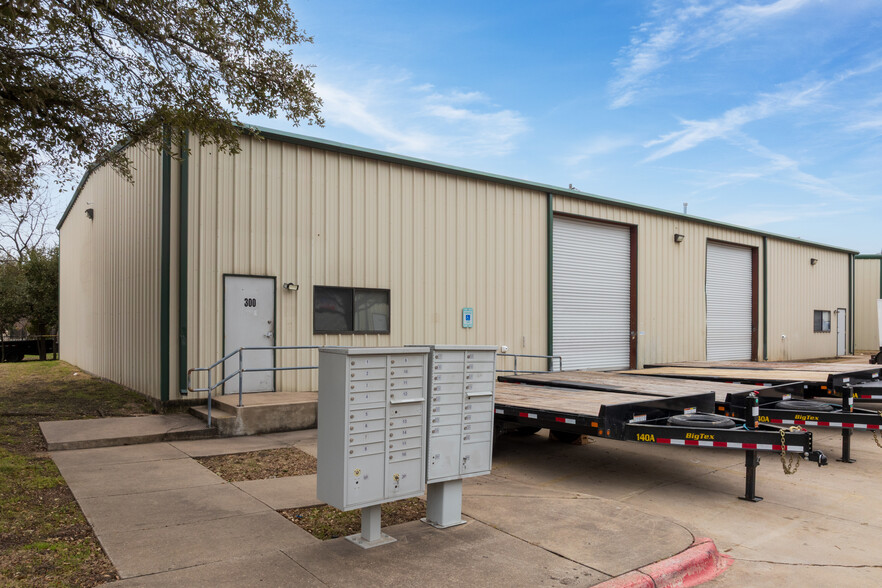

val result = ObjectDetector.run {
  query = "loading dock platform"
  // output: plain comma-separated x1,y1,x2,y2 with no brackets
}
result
494,381,826,501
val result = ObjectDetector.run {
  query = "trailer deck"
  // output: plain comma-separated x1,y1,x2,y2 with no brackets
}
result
498,370,757,403
494,381,826,501
646,360,872,373
623,366,882,403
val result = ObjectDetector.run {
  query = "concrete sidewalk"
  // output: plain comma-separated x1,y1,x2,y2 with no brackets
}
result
49,423,698,587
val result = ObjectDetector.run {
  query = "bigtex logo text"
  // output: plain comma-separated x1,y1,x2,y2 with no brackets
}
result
685,432,715,441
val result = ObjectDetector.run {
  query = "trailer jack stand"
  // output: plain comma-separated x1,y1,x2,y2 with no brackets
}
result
739,450,762,502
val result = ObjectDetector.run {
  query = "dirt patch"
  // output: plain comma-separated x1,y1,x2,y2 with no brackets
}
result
0,360,155,586
281,499,427,540
196,447,317,482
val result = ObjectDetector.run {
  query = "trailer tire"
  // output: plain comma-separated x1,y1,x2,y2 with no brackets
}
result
549,430,582,443
3,349,25,363
512,426,542,436
666,413,736,428
775,399,835,412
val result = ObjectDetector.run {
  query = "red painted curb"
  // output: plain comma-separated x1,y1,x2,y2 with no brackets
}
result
594,537,732,588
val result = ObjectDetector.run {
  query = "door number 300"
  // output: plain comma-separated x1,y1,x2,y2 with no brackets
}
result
243,298,257,308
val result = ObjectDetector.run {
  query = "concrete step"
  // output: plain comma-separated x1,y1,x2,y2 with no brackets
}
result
41,414,218,451
189,391,317,437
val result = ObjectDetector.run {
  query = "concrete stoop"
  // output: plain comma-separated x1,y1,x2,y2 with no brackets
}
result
189,391,317,437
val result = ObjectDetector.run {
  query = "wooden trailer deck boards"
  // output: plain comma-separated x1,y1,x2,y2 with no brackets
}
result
498,370,756,402
647,360,871,373
622,366,830,384
494,382,667,416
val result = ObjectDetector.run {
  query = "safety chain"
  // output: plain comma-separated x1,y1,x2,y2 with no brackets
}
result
873,411,882,449
780,426,805,475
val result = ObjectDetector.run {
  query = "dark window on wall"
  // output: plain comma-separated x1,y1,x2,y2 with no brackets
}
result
314,286,390,334
813,310,831,333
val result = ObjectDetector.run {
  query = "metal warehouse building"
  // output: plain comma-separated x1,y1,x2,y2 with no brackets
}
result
57,127,857,405
855,254,881,352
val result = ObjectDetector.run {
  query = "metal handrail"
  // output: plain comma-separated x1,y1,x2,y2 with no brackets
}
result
186,345,321,428
497,353,563,374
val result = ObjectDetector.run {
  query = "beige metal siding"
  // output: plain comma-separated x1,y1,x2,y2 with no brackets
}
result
855,258,881,351
552,198,763,365
59,143,164,398
185,136,548,398
765,242,850,361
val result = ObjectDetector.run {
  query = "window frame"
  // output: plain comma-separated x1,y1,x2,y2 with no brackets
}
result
813,310,831,333
313,286,391,335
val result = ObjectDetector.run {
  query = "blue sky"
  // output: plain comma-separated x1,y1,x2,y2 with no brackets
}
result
57,1,882,253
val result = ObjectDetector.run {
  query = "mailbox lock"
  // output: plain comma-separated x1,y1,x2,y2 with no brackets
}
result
353,468,361,476
390,359,395,365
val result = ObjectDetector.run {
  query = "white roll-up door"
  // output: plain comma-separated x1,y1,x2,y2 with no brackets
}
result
706,242,753,361
553,216,631,370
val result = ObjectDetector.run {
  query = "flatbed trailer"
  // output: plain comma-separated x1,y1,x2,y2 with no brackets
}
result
623,366,882,403
494,381,826,501
500,370,882,463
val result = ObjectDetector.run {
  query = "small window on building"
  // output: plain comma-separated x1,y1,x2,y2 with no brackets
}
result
314,286,390,334
813,310,831,333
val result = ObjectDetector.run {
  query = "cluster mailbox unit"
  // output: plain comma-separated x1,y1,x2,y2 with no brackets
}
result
317,347,430,547
423,345,497,528
316,345,497,548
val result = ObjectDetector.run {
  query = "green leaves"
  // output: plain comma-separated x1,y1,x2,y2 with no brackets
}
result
1,0,323,202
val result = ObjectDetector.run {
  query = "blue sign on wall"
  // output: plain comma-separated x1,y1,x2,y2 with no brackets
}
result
462,307,474,328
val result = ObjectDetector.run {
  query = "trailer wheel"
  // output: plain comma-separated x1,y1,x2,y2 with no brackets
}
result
775,399,835,412
3,349,25,362
667,413,736,428
512,426,542,436
549,430,582,443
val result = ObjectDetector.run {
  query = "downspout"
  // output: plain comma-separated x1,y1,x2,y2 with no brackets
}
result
160,126,172,403
762,236,768,361
546,193,554,370
849,254,854,354
178,130,189,396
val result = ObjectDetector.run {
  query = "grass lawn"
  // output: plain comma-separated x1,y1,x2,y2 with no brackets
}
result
0,359,155,587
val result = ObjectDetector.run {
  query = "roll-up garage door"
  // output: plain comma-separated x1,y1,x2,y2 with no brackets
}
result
553,216,631,370
706,242,753,361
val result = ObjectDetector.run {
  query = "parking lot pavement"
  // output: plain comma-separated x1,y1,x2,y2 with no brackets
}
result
489,428,882,585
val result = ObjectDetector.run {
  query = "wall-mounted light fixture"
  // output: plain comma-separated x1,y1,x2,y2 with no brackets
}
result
85,208,94,220
674,233,685,243
810,258,818,266
282,282,299,291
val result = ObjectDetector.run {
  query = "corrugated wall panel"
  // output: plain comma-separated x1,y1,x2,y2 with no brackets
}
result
765,242,850,360
185,137,548,397
853,258,880,351
59,143,163,398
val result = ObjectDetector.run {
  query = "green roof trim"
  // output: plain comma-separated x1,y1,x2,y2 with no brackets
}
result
855,254,882,259
58,122,858,255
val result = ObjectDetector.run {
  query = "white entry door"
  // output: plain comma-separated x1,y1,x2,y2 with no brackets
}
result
836,308,847,356
224,275,275,394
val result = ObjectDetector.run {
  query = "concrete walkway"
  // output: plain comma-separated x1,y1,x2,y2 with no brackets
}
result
49,422,698,587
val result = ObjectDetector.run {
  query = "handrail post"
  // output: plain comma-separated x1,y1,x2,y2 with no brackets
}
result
238,349,244,408
207,368,213,429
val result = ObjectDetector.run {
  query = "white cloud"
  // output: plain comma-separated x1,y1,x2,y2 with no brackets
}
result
609,0,818,108
314,73,528,159
565,135,636,167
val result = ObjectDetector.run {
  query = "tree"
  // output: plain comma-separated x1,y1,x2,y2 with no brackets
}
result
1,0,323,202
0,187,54,260
0,260,27,361
21,247,59,360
